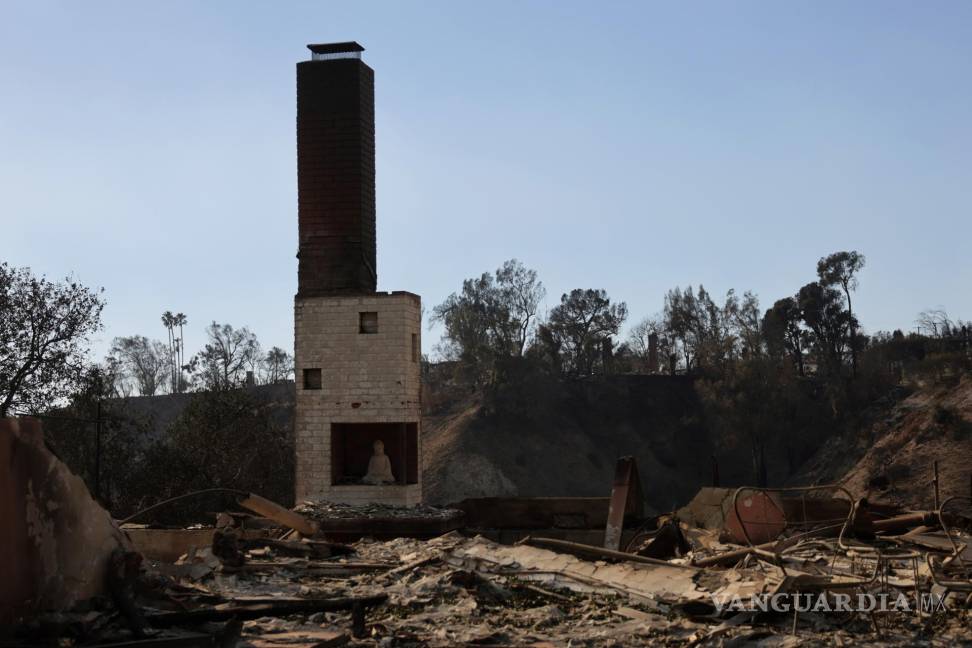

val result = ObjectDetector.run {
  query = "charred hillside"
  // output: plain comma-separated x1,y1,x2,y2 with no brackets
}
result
794,373,972,508
423,374,710,509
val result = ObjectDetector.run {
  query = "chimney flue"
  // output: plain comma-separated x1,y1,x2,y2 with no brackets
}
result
307,42,364,61
296,40,377,297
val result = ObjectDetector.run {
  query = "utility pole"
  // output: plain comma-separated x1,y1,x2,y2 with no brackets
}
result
94,399,102,501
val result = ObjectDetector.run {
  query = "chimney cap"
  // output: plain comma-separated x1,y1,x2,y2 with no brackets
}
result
307,42,365,55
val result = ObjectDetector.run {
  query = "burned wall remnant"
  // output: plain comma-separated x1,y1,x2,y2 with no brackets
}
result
0,418,132,623
294,42,422,505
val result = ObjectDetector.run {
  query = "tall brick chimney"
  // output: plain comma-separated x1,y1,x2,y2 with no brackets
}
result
297,42,376,296
294,42,423,506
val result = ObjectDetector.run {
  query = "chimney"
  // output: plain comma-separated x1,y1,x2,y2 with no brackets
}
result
648,332,659,374
292,41,424,507
296,42,377,296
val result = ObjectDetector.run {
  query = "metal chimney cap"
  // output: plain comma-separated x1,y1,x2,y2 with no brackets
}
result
307,42,364,55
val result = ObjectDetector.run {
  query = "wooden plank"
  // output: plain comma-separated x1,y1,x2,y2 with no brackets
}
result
239,494,319,537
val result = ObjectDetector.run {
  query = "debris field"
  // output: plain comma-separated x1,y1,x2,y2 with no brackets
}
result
4,420,971,648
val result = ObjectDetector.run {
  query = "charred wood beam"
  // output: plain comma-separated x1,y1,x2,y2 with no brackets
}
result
238,494,319,537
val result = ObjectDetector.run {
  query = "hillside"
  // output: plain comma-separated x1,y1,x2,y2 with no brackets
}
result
794,374,972,508
111,376,725,511
82,371,972,515
424,375,733,509
117,382,295,440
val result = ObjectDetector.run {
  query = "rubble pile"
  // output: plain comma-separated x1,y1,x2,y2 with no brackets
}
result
5,437,972,647
295,500,463,522
13,495,972,647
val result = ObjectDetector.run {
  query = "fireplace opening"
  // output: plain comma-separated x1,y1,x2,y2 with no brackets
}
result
330,422,418,485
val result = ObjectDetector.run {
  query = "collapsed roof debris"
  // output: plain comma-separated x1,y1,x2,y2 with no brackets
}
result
4,420,972,646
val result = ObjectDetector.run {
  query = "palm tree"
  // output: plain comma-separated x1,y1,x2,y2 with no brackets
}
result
174,313,188,391
161,311,176,392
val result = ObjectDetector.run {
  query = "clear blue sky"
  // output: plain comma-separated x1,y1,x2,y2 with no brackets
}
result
2,1,970,360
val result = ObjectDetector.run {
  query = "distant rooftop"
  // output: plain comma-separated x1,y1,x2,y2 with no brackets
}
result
307,42,364,61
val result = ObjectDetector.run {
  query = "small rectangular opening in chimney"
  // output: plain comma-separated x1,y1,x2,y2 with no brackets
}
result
303,368,322,390
359,312,378,334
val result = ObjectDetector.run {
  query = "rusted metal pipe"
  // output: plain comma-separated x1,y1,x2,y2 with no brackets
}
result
871,511,938,532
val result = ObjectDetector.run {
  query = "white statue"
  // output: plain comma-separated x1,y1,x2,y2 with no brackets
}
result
362,439,395,484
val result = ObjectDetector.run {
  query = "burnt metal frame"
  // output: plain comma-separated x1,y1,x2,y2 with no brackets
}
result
603,456,644,551
926,496,972,592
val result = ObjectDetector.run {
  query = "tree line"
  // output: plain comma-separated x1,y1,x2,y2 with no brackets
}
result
4,255,968,417
431,252,881,381
430,260,630,382
106,320,294,397
0,261,293,416
432,251,972,384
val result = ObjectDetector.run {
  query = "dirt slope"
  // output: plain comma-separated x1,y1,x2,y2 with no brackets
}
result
794,374,972,509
